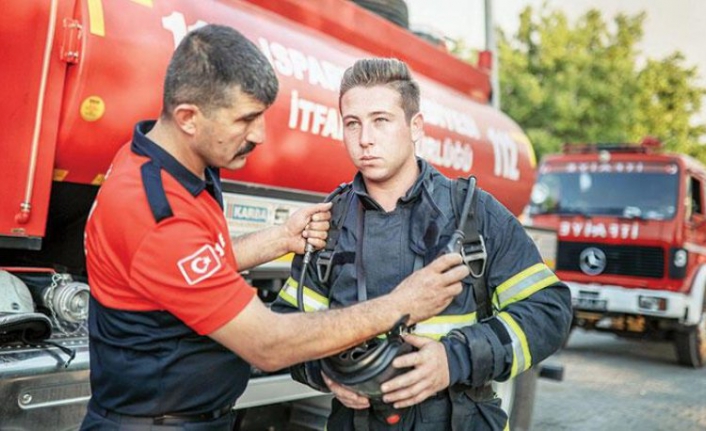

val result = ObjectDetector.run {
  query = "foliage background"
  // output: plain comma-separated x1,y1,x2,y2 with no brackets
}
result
456,6,706,162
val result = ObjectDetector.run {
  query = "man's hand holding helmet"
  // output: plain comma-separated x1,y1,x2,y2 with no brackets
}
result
380,334,450,409
322,373,371,409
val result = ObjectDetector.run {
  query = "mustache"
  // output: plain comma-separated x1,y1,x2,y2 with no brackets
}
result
234,141,256,158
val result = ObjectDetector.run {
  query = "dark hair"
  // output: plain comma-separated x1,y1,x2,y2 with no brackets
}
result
339,58,420,123
162,24,278,117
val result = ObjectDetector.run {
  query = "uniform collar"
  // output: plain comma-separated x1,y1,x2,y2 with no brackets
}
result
131,120,219,198
401,158,432,203
351,158,432,209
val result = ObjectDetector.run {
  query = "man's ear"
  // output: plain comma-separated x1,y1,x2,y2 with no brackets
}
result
172,104,199,136
411,112,424,143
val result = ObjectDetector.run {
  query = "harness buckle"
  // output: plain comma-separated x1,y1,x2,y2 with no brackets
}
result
316,250,336,284
462,235,487,278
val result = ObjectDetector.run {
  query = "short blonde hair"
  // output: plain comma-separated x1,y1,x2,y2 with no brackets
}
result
339,58,420,123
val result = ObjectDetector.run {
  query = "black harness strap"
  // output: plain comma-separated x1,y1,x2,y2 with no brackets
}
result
353,409,369,431
449,177,495,431
353,201,370,431
451,177,491,321
316,183,354,284
355,202,368,303
298,183,352,311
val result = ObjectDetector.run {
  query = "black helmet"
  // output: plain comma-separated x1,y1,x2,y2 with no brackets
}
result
321,314,413,396
321,315,414,424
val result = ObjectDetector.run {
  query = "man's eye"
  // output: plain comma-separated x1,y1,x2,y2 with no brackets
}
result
345,121,360,129
374,117,388,123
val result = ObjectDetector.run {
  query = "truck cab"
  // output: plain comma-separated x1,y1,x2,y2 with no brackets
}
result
527,138,706,367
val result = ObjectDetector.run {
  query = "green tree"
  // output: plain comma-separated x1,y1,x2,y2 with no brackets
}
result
483,5,706,161
633,53,706,159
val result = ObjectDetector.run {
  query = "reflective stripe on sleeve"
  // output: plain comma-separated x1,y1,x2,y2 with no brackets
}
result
412,312,477,340
278,277,329,312
497,312,531,377
493,263,559,309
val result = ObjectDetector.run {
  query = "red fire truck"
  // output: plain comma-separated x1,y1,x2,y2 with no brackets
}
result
0,0,554,429
527,138,706,368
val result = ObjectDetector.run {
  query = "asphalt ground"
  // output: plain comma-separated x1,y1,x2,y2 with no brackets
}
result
532,329,706,431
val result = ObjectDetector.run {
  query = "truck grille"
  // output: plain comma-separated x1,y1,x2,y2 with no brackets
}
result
557,242,664,278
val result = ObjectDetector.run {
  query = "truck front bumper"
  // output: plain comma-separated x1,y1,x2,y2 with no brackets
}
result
567,282,692,323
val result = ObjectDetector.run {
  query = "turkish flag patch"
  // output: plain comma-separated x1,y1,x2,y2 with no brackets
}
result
177,245,222,285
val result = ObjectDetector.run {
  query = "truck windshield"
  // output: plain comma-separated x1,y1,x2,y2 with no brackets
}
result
529,162,679,220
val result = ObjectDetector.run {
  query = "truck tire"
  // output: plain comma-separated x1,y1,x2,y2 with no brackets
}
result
674,310,706,368
496,367,538,431
351,0,409,29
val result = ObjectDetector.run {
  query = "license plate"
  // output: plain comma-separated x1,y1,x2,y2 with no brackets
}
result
574,297,607,311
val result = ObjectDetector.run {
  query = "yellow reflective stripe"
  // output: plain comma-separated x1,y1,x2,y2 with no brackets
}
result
509,272,559,306
413,313,477,339
494,263,559,309
130,0,153,6
498,312,531,377
278,277,329,312
498,268,558,309
419,313,477,325
503,419,510,431
495,263,545,296
87,0,105,36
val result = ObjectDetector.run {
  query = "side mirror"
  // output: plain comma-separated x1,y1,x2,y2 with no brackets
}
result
530,183,558,213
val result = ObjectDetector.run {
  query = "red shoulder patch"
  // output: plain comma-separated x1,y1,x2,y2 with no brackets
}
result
177,245,222,285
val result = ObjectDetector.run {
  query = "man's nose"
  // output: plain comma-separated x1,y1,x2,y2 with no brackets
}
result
359,124,373,147
248,116,266,145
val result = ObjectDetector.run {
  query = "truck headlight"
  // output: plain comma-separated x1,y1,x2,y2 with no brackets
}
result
638,296,667,312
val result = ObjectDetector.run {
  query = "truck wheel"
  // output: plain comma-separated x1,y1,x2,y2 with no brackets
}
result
351,0,409,29
674,311,706,368
496,367,538,431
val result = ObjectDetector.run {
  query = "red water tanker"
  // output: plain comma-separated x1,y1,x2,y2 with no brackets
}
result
1,0,535,248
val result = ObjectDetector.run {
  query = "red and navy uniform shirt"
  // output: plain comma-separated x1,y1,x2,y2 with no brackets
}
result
84,121,256,416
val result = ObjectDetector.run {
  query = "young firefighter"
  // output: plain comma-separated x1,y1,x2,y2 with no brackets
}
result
272,58,572,430
81,27,470,431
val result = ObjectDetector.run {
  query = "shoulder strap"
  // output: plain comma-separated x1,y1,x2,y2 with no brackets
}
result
452,176,492,320
315,182,354,284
